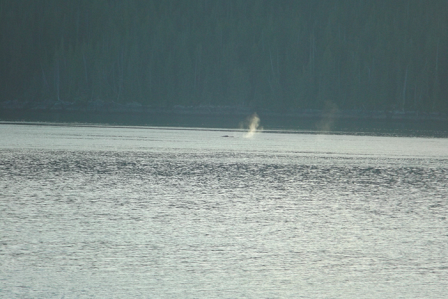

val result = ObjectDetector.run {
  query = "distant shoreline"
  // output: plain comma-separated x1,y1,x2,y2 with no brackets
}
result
1,105,448,137
2,102,448,120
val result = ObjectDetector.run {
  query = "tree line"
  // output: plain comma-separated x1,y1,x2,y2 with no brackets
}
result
1,0,447,112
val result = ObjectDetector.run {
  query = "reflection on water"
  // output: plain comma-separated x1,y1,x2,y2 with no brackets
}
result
1,124,447,298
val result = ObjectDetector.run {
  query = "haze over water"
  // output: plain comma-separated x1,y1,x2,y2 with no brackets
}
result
1,123,447,298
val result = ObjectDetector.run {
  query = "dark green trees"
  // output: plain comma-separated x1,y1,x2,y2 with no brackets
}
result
1,0,447,112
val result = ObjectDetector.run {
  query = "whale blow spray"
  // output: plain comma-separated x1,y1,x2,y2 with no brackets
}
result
244,113,262,138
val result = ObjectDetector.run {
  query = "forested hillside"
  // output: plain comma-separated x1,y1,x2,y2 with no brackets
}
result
1,0,447,112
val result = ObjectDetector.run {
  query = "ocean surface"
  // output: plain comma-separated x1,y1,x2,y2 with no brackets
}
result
1,123,447,298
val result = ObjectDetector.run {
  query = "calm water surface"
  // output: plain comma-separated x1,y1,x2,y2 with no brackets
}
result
1,124,447,298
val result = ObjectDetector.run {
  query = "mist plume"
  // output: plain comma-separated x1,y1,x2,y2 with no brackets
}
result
244,113,262,138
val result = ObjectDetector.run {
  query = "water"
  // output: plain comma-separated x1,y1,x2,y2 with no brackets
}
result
1,123,447,298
